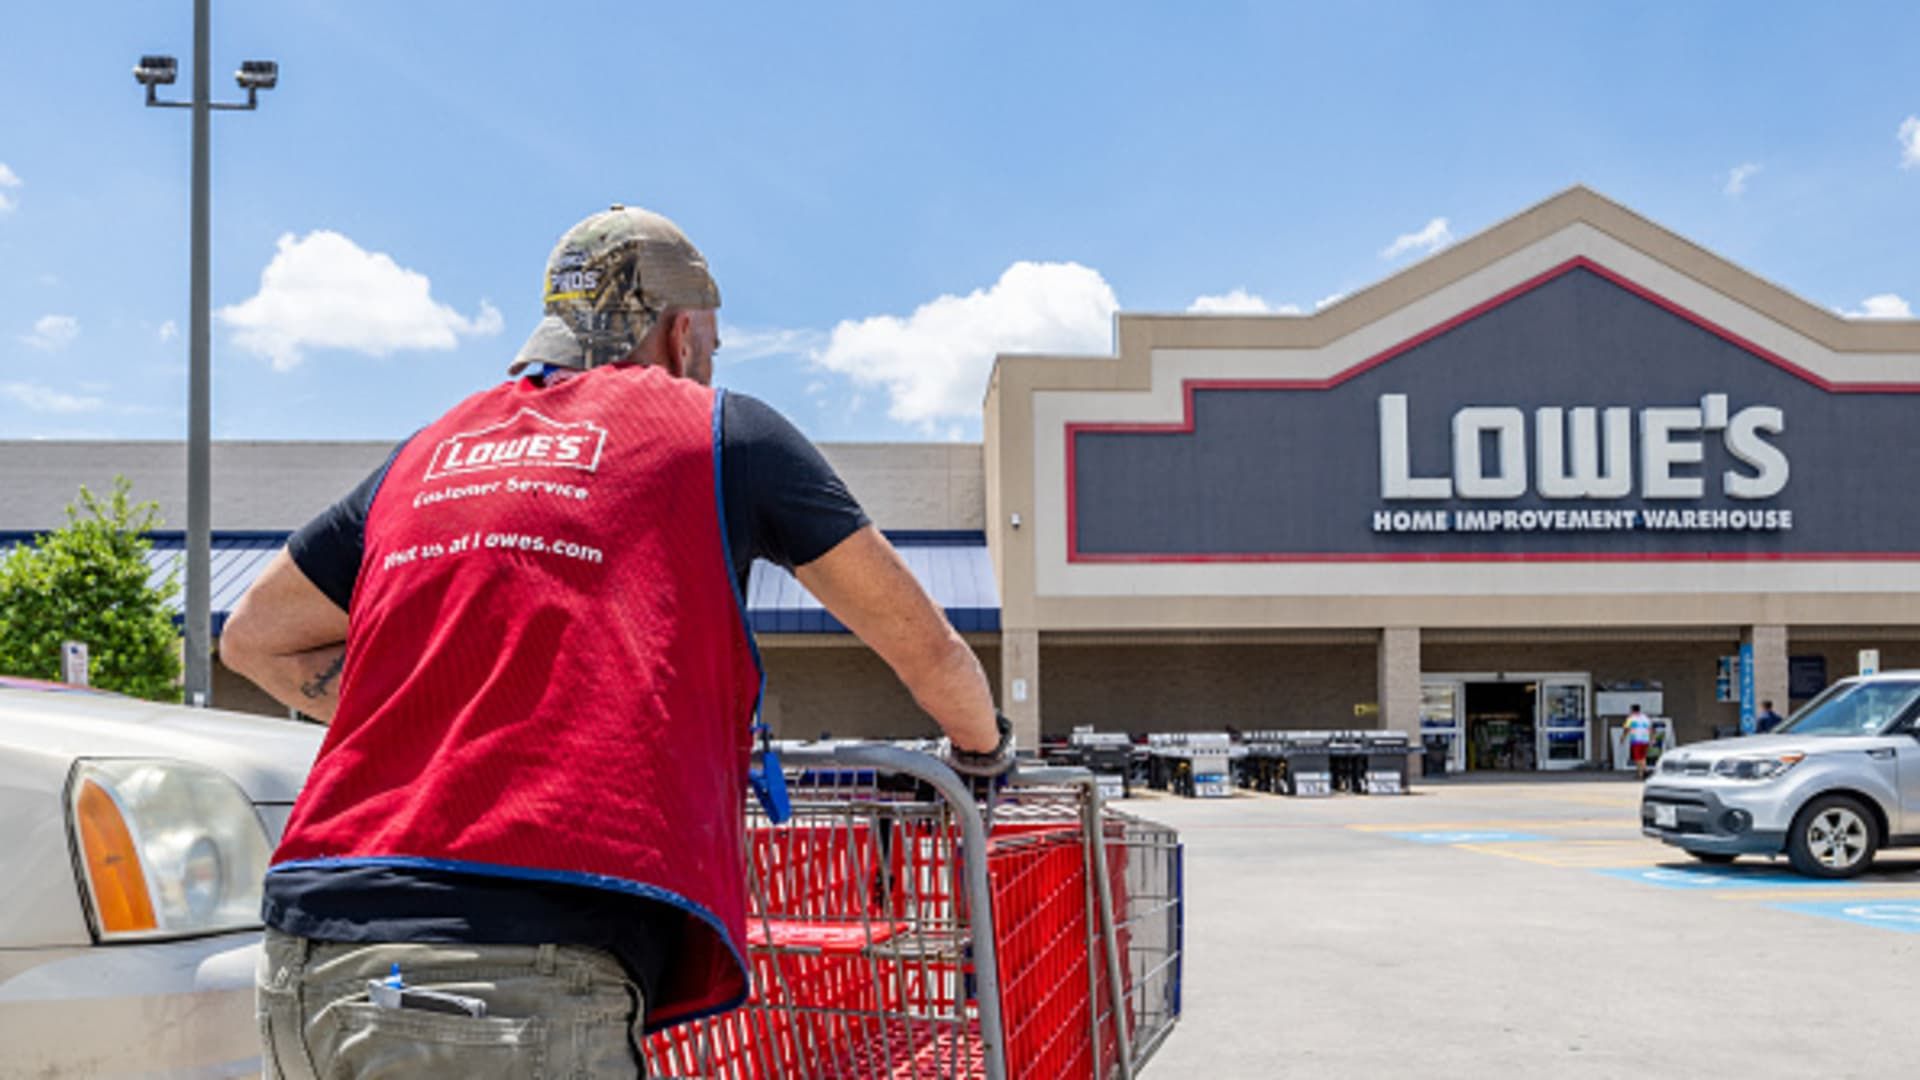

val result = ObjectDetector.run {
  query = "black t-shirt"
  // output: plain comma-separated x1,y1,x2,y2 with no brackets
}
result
264,384,868,1014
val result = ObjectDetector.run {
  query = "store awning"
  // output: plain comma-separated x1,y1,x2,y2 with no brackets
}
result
2,530,1002,638
745,532,1000,634
143,533,285,636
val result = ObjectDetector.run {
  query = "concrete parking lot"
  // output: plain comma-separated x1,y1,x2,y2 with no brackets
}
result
1134,776,1920,1079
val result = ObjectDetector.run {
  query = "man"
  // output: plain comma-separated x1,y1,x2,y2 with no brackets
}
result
1623,704,1653,779
220,205,1012,1078
1755,699,1786,734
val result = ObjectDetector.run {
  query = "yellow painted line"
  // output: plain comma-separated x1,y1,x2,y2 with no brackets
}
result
1547,795,1648,809
1450,843,1565,867
1350,819,1628,833
1452,840,1669,869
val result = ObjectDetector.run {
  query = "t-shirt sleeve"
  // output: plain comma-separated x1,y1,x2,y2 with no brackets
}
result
720,392,870,585
286,441,407,612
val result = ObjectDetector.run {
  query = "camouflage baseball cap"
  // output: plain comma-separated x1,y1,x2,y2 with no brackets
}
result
509,204,721,374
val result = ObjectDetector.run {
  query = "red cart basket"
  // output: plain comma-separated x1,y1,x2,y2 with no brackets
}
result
643,744,1182,1079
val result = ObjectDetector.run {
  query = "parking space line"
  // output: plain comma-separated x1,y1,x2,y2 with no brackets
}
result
1349,819,1626,834
1457,840,1664,868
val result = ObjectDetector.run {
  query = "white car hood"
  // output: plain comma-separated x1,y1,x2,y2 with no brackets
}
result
0,687,322,803
1667,732,1888,763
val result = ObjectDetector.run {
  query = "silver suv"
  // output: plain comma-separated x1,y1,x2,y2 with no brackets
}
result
1642,672,1920,878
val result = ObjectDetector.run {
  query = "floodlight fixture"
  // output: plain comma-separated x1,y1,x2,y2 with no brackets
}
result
134,55,179,87
236,60,277,91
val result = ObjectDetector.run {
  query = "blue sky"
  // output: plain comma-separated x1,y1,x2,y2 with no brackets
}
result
2,1,1917,444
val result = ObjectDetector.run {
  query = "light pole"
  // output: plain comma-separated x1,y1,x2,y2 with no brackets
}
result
135,1,277,707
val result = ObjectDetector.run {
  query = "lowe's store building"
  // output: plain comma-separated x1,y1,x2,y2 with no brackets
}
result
6,188,1917,772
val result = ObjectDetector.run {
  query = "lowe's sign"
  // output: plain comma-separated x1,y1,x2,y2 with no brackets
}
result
1372,392,1791,536
1070,263,1920,561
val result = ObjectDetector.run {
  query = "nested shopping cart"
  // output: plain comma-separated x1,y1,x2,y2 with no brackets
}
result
643,743,1183,1079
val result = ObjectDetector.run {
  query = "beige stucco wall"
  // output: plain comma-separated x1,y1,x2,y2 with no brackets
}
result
212,658,295,718
0,441,401,532
0,439,983,534
1038,640,1377,736
821,443,983,531
984,187,1920,642
758,638,1000,740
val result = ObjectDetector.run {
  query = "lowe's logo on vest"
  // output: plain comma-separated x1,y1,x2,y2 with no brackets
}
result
1377,393,1788,503
425,408,608,481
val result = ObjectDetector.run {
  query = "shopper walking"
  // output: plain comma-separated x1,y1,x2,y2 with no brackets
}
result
1755,699,1786,734
221,204,1014,1078
1624,704,1654,779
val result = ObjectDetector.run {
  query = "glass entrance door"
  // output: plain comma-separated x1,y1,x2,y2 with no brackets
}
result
1420,679,1465,774
1536,678,1591,770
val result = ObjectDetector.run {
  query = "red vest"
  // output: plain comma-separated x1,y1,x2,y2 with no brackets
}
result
272,365,762,1029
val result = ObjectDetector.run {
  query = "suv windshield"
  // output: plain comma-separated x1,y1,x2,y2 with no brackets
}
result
1779,680,1920,737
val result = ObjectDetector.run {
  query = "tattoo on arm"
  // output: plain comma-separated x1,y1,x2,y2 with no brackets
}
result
299,652,345,700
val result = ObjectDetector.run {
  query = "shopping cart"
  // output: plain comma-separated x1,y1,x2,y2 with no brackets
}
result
644,743,1183,1079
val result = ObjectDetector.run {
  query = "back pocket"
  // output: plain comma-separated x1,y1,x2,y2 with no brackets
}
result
321,1002,546,1080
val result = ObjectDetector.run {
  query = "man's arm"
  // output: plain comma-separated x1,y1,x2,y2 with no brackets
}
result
794,525,1000,753
218,550,350,722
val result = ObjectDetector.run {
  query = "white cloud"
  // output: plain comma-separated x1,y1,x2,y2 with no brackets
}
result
20,314,78,351
716,323,827,366
157,319,179,343
0,162,19,214
218,230,503,371
1315,291,1348,311
813,261,1118,426
1841,293,1913,319
0,381,104,414
1900,117,1920,169
1381,217,1453,260
1724,162,1762,196
1187,289,1301,315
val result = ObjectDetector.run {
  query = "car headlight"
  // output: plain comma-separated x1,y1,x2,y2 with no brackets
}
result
1711,752,1805,782
66,758,271,941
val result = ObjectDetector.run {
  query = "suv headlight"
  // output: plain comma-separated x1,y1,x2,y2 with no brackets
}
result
66,758,271,941
1711,752,1805,782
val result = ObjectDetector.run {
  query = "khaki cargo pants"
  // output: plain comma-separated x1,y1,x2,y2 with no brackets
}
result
257,929,647,1078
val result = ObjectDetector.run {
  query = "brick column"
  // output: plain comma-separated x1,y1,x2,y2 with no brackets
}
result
1001,628,1042,752
1377,627,1422,740
1746,624,1790,721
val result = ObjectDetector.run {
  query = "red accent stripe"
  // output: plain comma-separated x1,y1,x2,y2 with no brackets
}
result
1064,256,1920,564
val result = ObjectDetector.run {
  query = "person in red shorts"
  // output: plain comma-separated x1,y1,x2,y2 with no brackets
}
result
1624,703,1654,779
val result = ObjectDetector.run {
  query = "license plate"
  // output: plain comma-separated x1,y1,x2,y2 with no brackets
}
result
1653,804,1677,828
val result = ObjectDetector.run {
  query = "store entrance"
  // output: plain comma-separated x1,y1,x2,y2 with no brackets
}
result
1463,681,1537,771
1421,671,1593,773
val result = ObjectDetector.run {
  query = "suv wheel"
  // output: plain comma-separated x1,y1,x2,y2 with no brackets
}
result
1787,795,1878,879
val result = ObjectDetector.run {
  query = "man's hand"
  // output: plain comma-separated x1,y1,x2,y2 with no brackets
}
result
946,712,1016,779
220,549,350,722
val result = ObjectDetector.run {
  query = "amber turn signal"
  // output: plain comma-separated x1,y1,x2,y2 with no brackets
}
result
74,779,159,935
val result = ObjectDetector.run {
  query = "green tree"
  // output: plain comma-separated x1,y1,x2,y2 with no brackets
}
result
0,478,182,701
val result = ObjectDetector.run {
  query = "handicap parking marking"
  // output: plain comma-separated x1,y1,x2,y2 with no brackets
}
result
1768,900,1920,934
1388,830,1549,845
1596,865,1841,891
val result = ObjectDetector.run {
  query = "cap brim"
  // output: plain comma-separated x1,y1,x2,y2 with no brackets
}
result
508,315,587,375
